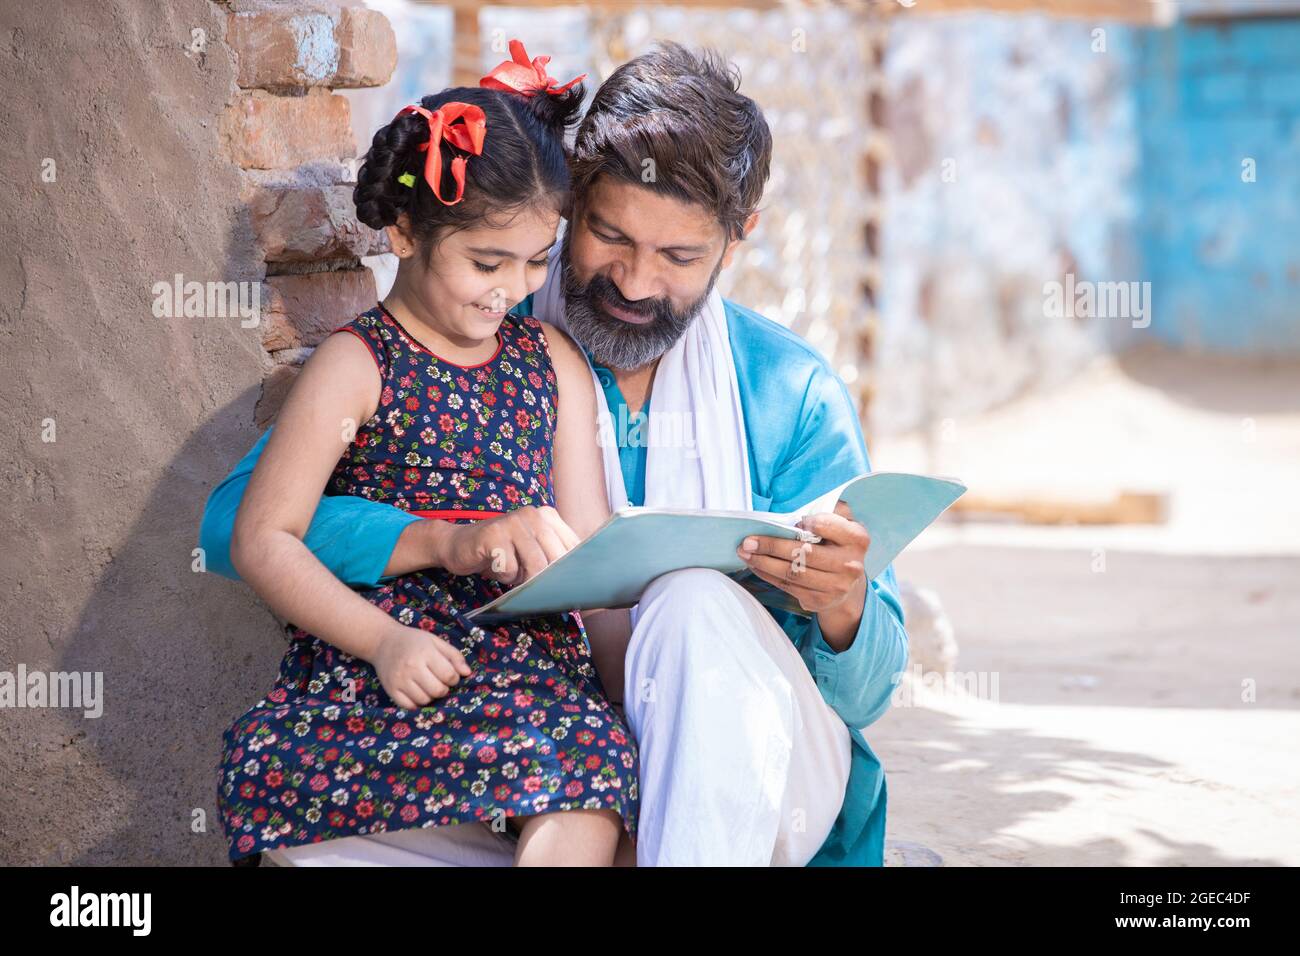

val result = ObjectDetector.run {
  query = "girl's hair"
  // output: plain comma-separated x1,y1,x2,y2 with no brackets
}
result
353,83,585,251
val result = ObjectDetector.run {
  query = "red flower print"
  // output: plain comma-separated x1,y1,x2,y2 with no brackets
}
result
215,310,638,859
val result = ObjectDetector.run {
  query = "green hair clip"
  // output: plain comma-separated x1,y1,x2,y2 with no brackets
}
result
397,172,416,187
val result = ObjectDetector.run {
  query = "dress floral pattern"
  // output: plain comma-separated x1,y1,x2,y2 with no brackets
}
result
216,305,638,863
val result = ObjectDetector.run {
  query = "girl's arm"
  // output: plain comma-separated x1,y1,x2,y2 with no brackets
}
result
229,332,471,707
541,321,633,706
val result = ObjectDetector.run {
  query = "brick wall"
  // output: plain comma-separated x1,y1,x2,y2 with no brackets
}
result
220,0,396,424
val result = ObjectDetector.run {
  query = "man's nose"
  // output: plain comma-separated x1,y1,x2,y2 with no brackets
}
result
609,249,659,303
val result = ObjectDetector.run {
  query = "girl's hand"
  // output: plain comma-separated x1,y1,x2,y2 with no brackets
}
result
439,505,581,587
370,620,473,710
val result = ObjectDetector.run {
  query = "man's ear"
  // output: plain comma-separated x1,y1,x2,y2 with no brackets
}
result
719,211,760,269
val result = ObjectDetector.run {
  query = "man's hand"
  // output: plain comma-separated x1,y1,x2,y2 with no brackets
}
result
736,499,869,651
440,505,581,587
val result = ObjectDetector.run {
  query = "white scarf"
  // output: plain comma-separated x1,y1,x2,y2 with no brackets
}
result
530,242,753,515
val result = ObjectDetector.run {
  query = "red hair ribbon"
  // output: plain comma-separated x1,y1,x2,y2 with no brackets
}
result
396,102,487,206
479,39,586,98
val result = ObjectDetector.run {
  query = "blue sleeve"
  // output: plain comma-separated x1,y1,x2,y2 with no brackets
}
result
197,427,423,588
768,366,910,731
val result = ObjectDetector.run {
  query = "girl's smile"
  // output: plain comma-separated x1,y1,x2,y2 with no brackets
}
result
384,206,561,362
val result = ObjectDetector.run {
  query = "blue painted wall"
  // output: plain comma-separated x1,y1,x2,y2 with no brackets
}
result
1136,17,1300,352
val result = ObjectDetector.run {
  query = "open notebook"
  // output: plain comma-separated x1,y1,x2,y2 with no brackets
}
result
465,471,966,623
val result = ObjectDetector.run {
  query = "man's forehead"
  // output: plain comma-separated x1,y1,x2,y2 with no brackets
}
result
581,176,722,245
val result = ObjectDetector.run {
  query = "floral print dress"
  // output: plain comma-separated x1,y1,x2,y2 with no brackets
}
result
216,304,639,863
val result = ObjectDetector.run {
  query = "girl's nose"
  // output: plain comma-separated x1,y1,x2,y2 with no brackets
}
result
490,273,529,312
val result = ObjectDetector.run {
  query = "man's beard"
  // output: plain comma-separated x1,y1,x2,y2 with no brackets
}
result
559,232,720,370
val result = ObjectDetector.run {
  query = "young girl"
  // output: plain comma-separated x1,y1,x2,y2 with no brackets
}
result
216,43,638,866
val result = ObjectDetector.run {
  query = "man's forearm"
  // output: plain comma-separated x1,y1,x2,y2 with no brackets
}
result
383,518,456,578
198,428,430,588
814,574,867,651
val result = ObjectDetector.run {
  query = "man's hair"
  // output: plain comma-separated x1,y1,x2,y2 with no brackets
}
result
570,42,773,242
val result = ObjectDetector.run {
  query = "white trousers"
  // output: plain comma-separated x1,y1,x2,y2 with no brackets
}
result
625,568,851,866
264,568,851,867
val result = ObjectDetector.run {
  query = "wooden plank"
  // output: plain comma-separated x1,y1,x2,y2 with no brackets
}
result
950,490,1170,525
452,4,480,88
439,0,793,10
892,0,1175,25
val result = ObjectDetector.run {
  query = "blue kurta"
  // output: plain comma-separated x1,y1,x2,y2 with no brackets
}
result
199,296,908,866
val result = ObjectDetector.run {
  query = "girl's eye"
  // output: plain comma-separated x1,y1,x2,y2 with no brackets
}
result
472,261,501,274
527,257,549,269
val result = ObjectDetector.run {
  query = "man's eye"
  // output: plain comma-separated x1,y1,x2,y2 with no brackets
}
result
594,230,624,244
472,261,500,274
667,254,701,267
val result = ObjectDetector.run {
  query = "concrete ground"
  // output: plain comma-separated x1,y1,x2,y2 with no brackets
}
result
867,345,1300,866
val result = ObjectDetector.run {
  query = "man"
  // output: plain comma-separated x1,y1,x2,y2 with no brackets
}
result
202,42,908,866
